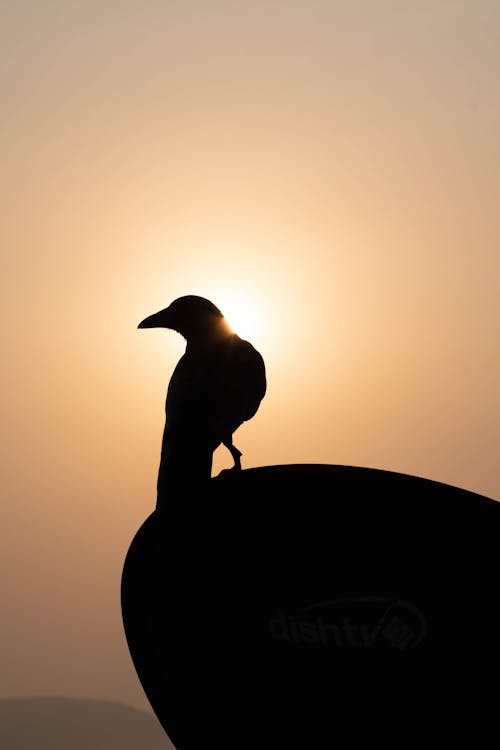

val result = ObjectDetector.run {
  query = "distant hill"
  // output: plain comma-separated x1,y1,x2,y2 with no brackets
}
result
0,697,173,749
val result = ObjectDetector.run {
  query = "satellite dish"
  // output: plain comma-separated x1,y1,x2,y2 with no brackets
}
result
121,465,500,748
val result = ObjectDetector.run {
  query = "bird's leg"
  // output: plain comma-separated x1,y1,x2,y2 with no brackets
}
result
222,439,243,471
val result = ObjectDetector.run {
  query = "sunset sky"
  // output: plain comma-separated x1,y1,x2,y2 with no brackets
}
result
2,0,500,724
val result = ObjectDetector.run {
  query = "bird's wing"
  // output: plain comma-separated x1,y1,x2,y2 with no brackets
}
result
211,335,266,432
164,336,266,447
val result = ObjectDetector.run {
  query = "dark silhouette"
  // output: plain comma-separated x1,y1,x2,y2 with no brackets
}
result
122,465,500,748
126,303,500,745
138,295,266,511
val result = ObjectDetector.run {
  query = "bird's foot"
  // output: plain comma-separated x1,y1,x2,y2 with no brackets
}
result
222,439,243,472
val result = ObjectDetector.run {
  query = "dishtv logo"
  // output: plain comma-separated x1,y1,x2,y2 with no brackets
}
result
269,597,427,650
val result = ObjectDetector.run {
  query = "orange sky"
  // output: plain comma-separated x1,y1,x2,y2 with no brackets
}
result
2,0,500,720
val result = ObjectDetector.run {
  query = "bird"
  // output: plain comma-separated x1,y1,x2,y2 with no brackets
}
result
138,295,266,511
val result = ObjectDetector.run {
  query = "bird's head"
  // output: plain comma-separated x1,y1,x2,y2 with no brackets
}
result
138,295,231,343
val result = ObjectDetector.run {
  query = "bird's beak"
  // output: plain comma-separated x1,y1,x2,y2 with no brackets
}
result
137,306,172,329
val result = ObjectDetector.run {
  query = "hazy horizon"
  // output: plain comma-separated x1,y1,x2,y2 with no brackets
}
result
0,696,171,748
2,0,499,719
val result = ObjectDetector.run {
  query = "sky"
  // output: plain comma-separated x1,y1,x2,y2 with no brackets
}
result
2,0,500,722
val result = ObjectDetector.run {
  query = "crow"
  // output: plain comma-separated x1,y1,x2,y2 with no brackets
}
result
138,295,266,509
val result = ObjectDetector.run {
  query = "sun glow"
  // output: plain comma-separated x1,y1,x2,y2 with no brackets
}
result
218,293,265,344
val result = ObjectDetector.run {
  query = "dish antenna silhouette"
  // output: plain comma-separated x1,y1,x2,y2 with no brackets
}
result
122,297,500,748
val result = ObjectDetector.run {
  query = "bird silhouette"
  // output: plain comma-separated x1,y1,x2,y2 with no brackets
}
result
138,295,266,511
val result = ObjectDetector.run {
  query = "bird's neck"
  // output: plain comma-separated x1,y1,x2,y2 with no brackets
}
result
185,326,234,356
